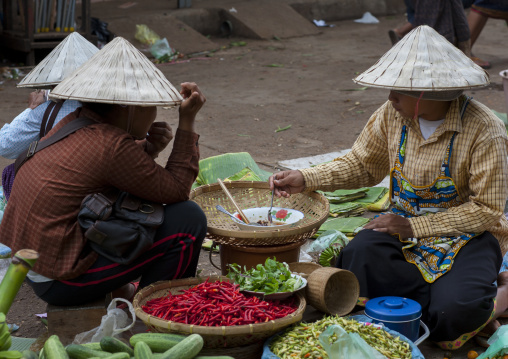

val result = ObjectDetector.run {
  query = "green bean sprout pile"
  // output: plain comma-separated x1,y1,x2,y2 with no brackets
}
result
269,315,412,359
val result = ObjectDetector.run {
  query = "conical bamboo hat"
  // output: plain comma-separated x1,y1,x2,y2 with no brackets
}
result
18,32,99,88
353,25,490,91
50,37,183,106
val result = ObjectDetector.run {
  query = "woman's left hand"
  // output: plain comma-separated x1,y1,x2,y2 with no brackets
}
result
145,122,173,158
363,213,415,239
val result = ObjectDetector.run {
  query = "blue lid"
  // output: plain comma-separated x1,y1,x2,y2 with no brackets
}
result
365,296,422,321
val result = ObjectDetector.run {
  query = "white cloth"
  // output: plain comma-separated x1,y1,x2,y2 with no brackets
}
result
419,117,445,140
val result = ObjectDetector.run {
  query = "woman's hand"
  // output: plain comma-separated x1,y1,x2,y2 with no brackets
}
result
363,213,414,239
269,170,305,198
145,122,173,158
178,82,206,132
28,90,47,109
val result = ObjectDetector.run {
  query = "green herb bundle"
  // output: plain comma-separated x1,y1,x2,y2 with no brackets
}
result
227,257,303,294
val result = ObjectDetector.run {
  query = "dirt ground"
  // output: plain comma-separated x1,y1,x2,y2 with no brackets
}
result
1,7,508,359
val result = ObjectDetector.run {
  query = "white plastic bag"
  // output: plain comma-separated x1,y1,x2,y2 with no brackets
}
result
73,298,136,344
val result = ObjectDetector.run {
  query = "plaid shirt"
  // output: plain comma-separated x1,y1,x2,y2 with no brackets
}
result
301,98,508,253
0,108,200,280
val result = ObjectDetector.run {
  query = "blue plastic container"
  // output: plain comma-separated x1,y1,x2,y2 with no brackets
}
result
365,296,422,343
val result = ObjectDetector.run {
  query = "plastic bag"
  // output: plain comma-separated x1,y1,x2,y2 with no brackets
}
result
150,38,178,61
308,230,348,253
319,324,387,359
478,325,508,359
73,298,136,344
135,25,160,45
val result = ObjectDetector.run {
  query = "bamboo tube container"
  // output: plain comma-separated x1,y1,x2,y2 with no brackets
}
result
0,249,39,315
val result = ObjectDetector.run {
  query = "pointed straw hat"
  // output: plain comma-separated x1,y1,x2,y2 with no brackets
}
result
17,32,99,89
49,37,183,106
353,25,490,91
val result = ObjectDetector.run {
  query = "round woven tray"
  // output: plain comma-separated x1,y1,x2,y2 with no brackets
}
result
133,276,306,348
190,181,329,246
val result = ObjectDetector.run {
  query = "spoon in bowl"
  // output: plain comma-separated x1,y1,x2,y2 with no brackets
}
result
215,205,262,226
267,190,275,224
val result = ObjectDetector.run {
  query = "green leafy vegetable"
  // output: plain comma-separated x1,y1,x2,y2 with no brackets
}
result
227,257,303,294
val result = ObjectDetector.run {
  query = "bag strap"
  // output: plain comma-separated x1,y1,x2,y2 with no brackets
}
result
40,101,64,139
15,117,96,175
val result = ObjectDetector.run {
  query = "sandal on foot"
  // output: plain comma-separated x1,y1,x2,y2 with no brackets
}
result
388,30,401,46
116,281,139,309
471,56,491,69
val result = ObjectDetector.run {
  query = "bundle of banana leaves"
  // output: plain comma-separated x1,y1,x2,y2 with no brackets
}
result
328,202,365,218
318,189,368,203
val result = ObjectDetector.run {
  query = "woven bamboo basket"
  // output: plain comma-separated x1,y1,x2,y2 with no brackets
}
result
190,181,329,246
287,262,322,279
306,267,360,316
133,276,306,349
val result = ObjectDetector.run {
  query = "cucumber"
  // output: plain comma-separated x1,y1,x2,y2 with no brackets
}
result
133,343,151,359
99,338,133,357
21,350,39,359
65,345,109,359
102,354,129,359
0,351,23,359
79,344,101,352
129,333,185,353
44,336,69,359
159,334,203,359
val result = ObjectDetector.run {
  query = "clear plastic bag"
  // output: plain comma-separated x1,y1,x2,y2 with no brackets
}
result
73,298,136,344
308,230,348,253
319,324,387,359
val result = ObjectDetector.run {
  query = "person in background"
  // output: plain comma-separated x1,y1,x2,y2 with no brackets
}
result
271,26,508,349
463,0,508,69
389,0,471,56
0,32,98,201
0,32,98,160
0,37,207,306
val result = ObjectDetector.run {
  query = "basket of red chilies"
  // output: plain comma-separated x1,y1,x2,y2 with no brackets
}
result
133,276,306,348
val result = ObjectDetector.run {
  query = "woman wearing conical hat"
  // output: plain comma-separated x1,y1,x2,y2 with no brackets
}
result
270,25,508,348
1,32,98,160
1,32,99,200
0,37,207,306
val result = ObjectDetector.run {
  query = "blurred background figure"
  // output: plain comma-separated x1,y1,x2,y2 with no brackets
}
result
389,0,471,57
463,0,508,69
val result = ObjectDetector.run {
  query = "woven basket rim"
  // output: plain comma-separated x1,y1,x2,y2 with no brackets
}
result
133,276,306,336
190,181,329,240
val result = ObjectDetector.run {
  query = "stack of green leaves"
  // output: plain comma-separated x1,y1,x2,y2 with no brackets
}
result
227,257,303,294
329,202,365,218
313,217,371,238
354,187,388,205
318,188,368,203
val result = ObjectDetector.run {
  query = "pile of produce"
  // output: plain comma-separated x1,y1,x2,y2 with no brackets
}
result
32,332,231,359
270,315,412,359
227,257,303,294
142,279,298,326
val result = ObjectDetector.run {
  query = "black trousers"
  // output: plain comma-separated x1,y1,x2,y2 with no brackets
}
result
336,229,502,341
28,200,207,306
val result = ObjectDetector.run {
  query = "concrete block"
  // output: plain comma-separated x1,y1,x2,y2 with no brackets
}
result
221,1,321,40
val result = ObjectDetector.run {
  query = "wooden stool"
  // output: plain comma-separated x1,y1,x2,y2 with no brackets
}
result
46,296,110,345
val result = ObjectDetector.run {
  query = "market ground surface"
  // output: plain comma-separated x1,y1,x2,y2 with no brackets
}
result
1,3,508,358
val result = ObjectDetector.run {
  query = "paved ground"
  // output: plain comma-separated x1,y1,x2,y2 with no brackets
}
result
1,1,508,358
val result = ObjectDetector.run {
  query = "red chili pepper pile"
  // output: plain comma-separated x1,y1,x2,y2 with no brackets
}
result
142,280,298,326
